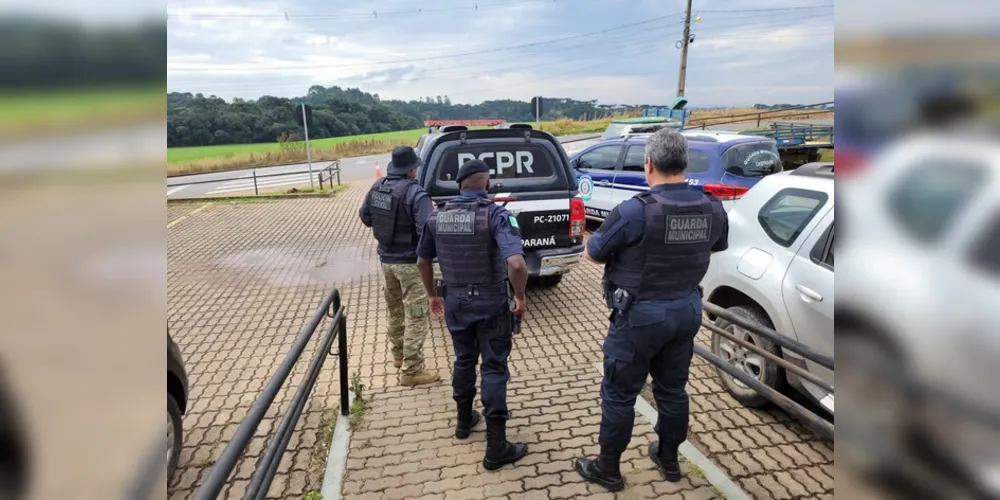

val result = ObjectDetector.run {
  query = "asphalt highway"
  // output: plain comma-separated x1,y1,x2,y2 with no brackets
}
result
166,119,834,199
166,133,602,198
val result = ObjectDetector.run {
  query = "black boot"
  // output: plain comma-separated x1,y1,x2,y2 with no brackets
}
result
455,401,481,439
482,419,528,470
649,442,682,482
575,453,625,492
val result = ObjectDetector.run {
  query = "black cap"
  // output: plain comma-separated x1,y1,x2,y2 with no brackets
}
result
387,145,424,175
456,159,490,184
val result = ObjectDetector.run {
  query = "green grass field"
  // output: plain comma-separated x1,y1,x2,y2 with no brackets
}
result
167,127,431,164
0,86,163,136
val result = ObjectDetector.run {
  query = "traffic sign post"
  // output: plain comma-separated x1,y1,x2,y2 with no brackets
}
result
296,104,315,189
530,96,544,125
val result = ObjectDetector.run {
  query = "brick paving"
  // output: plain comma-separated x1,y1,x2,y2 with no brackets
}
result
167,181,834,499
343,365,718,500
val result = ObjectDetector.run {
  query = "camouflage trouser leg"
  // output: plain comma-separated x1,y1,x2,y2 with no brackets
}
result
382,263,429,375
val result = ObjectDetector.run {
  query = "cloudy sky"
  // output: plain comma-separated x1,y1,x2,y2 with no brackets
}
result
166,0,835,106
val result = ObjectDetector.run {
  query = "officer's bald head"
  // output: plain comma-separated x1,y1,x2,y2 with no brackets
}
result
459,172,490,191
644,129,688,176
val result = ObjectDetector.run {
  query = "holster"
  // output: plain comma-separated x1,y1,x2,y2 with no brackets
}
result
612,287,634,313
435,279,446,298
602,280,615,310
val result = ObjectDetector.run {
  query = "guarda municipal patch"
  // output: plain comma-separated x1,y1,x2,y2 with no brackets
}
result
664,214,712,244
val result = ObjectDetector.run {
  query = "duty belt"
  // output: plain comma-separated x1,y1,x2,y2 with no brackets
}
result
443,282,508,296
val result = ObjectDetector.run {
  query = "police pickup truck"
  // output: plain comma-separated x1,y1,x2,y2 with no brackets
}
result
415,125,585,287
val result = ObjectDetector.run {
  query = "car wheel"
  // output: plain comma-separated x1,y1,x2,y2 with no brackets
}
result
538,274,563,288
837,333,909,477
168,394,183,484
710,305,785,408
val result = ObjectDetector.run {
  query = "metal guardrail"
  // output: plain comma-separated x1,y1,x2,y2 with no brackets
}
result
166,161,341,196
698,301,835,441
193,287,349,500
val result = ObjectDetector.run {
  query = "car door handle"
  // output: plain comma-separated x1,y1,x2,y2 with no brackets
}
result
595,181,612,186
795,284,823,302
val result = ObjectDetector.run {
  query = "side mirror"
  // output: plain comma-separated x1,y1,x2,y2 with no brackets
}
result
571,158,581,169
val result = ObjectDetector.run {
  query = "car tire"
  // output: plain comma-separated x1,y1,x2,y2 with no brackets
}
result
710,305,785,408
168,394,183,484
539,274,563,288
837,333,909,478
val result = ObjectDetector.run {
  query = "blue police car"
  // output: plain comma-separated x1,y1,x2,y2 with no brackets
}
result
570,131,783,219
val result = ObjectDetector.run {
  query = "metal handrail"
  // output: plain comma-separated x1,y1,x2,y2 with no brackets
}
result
167,161,341,195
193,287,349,500
695,344,835,440
698,300,835,440
317,161,342,190
703,302,834,370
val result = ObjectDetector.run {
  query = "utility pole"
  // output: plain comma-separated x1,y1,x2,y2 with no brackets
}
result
676,0,693,97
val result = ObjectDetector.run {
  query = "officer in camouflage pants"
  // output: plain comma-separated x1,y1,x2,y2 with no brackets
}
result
382,263,431,376
360,146,439,386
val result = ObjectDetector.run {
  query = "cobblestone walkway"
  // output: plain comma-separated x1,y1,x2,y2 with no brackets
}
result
343,364,719,500
167,182,834,499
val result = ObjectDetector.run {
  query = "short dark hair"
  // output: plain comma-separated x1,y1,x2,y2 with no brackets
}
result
459,172,489,190
644,129,688,175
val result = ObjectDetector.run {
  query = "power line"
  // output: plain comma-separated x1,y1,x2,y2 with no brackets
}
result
168,14,823,92
168,13,683,71
167,0,553,20
168,14,833,94
698,5,832,13
167,23,681,87
168,7,831,73
169,9,820,84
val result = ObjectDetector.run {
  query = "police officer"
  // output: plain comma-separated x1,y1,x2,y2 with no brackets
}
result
415,159,530,470
360,145,440,387
576,129,729,491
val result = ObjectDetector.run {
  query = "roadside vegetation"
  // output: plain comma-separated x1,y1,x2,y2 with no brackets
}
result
0,86,162,139
168,106,833,177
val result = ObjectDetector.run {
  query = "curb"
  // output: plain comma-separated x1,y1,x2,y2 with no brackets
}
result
320,390,356,500
593,362,750,500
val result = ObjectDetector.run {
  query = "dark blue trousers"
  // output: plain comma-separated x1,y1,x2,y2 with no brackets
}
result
444,292,512,420
599,292,703,456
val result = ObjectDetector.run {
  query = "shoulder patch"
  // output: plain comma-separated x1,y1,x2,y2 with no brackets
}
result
508,215,520,228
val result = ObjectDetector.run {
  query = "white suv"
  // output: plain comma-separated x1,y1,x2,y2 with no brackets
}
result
700,162,835,414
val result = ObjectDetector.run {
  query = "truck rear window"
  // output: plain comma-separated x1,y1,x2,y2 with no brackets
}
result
722,142,783,177
436,144,556,182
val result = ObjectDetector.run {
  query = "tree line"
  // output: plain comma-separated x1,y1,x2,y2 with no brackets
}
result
0,18,164,88
168,85,633,148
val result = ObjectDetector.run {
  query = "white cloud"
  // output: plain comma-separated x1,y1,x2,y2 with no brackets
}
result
167,0,835,106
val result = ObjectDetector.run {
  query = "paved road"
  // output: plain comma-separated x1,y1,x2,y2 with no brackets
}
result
1,122,163,173
166,133,602,198
166,118,834,199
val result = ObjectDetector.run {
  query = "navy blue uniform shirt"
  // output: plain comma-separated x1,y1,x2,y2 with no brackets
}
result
587,182,729,262
359,175,433,264
416,188,524,262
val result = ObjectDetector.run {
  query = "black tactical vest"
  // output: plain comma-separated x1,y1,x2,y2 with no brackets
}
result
428,198,507,286
368,177,418,250
605,191,717,300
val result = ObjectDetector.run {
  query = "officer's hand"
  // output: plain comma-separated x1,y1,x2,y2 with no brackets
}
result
429,296,445,318
511,296,526,315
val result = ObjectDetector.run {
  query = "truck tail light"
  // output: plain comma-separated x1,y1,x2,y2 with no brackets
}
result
703,183,749,200
570,197,586,237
